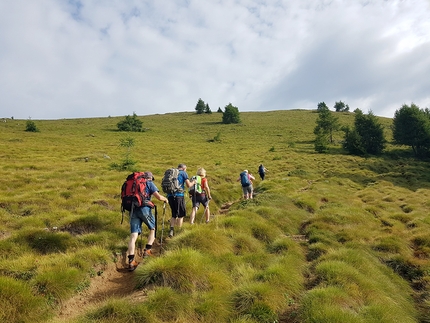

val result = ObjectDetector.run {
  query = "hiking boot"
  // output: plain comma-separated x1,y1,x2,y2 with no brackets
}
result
168,229,174,238
143,249,152,258
128,260,139,272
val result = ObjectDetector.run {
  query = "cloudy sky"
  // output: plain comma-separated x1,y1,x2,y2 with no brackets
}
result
1,0,429,120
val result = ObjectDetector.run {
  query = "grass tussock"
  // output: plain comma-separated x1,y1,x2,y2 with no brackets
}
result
135,248,228,293
0,276,51,323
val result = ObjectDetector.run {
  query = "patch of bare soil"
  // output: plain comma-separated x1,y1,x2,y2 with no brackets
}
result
51,250,154,322
219,201,236,214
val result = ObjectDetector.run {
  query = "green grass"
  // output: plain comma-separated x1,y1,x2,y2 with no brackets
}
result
0,110,429,322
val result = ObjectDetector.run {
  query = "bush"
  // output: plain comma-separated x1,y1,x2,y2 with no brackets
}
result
117,113,143,132
222,103,241,124
25,120,39,132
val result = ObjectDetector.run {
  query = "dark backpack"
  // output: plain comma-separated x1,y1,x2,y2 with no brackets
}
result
161,168,182,195
121,172,150,212
240,171,250,187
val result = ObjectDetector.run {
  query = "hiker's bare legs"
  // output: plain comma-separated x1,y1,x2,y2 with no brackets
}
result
127,232,139,256
204,206,210,223
190,207,198,224
176,217,184,227
147,229,155,245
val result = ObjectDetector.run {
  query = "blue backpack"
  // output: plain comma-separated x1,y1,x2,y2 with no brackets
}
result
240,171,250,187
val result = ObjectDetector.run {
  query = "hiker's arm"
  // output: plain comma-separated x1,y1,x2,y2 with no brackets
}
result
204,181,211,199
185,178,195,188
153,191,168,203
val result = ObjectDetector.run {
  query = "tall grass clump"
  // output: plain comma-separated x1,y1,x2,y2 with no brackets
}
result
300,247,418,323
231,281,282,322
77,298,151,323
18,229,74,254
0,276,51,323
33,267,87,306
135,248,229,293
168,226,233,256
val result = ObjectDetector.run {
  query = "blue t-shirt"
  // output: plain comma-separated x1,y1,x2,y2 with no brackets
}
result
145,180,159,200
171,170,189,197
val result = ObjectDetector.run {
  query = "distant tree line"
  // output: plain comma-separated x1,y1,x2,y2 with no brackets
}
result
314,101,430,158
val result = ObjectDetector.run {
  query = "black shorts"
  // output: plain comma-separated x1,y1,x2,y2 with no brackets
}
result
168,195,186,218
191,193,209,208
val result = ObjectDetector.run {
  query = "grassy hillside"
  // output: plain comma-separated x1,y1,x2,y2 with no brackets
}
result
0,110,429,323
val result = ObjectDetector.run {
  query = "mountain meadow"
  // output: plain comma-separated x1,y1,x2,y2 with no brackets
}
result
0,110,429,323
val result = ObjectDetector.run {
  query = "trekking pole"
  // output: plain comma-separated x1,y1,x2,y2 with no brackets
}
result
138,233,143,258
154,205,158,239
201,199,210,224
159,202,166,255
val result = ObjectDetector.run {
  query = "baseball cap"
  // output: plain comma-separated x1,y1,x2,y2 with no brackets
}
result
144,172,154,180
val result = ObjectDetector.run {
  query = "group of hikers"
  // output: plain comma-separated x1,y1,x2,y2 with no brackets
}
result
125,163,268,271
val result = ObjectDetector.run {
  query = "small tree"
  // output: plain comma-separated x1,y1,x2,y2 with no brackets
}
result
222,103,241,124
355,110,385,155
392,103,430,157
117,113,143,132
314,102,339,143
317,101,329,112
314,128,330,153
217,107,223,113
334,101,350,112
25,119,39,132
110,136,137,171
343,126,366,155
205,103,212,114
343,109,385,155
195,98,206,114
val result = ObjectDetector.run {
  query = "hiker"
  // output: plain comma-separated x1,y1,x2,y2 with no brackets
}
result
127,171,168,272
258,164,268,180
237,169,255,199
189,167,212,224
166,164,195,237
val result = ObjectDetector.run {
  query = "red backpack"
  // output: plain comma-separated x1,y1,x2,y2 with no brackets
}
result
121,172,150,212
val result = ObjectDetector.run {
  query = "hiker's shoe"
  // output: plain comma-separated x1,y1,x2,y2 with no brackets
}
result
168,229,174,238
128,260,139,272
143,249,152,258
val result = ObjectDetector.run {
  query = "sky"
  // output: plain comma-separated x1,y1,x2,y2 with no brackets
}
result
1,0,430,120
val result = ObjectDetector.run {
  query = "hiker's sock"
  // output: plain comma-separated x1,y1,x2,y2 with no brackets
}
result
145,244,152,250
170,226,174,231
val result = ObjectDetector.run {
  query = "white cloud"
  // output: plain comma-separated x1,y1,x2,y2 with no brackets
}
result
0,0,429,119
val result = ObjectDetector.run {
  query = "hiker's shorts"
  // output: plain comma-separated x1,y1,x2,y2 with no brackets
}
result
192,193,209,209
168,195,186,218
242,184,253,196
130,206,155,233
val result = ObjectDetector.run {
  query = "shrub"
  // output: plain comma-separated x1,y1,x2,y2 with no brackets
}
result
25,120,39,132
222,103,241,124
117,113,143,132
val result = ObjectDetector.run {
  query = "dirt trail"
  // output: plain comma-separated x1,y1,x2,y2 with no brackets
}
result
51,252,149,322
